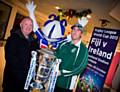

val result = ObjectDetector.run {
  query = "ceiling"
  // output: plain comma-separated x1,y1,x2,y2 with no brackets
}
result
3,0,120,49
35,0,117,16
16,0,120,28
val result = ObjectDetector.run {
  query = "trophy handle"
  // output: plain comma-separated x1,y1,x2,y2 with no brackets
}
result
24,51,37,90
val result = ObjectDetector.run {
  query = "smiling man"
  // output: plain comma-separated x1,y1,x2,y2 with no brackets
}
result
54,23,88,92
2,17,39,92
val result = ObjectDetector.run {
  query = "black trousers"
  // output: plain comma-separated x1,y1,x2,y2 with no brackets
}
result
2,88,29,92
2,85,29,92
54,85,73,92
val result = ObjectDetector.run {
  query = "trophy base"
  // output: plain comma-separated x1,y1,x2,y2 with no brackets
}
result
30,82,45,90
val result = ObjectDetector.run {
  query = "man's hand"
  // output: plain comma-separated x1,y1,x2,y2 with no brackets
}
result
58,70,61,76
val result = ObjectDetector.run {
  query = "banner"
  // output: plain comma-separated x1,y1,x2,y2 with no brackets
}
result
76,27,119,92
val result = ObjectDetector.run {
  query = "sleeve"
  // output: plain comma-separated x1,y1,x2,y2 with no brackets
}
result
30,38,40,50
54,44,60,58
62,48,88,76
5,37,19,65
5,36,28,79
54,41,67,58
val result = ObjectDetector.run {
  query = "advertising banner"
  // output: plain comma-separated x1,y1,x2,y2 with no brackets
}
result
76,27,119,92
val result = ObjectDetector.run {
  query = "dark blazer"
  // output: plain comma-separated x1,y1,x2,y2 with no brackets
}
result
2,26,39,92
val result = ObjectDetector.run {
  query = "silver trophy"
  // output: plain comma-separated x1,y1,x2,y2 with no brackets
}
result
24,49,61,92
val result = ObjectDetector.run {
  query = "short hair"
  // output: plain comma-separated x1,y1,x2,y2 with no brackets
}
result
20,16,33,23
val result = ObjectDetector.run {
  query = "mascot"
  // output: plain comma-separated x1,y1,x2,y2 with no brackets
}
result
26,1,67,49
25,1,67,92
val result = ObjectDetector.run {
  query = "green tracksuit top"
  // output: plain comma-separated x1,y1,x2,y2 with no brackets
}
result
54,41,88,89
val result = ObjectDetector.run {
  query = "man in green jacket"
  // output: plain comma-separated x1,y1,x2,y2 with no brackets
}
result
54,23,88,92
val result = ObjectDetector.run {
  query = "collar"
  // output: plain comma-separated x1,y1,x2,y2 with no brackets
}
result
74,40,81,48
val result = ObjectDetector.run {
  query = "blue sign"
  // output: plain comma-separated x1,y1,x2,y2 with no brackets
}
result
76,27,119,92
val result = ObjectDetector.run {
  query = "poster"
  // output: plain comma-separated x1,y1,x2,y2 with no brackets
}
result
76,27,119,92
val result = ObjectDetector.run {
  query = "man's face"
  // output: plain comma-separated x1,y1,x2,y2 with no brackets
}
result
71,26,82,41
20,18,33,37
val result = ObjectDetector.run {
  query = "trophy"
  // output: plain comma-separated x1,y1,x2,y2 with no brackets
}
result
24,49,61,92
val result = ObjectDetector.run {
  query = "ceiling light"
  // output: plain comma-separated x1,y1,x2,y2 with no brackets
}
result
87,15,91,18
55,6,60,10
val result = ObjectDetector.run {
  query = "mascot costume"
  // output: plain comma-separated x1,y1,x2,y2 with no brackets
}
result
24,1,89,92
26,1,67,50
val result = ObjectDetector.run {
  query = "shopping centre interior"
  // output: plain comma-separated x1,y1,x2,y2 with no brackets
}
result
0,0,120,92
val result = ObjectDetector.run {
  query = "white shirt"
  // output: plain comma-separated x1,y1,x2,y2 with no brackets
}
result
74,40,81,62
